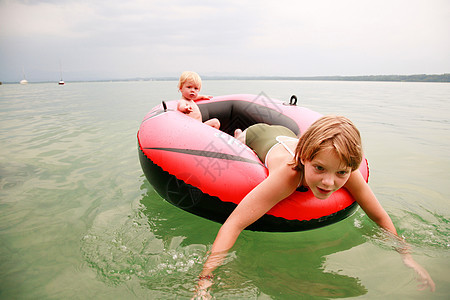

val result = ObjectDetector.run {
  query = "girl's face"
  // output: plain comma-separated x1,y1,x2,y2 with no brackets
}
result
180,79,200,100
302,148,352,200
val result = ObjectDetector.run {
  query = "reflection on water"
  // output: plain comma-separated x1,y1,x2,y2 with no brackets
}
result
231,229,368,298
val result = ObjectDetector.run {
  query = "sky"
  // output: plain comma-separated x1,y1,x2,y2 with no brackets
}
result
0,0,449,82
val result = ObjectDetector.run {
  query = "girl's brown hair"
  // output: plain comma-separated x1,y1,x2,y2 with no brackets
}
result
292,115,363,171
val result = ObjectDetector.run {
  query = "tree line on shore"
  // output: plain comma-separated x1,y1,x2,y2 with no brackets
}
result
201,73,450,83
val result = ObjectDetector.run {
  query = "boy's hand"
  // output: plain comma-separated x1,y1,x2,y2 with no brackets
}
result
177,101,194,114
195,95,212,101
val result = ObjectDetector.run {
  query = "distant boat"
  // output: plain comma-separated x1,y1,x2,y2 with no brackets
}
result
20,67,28,84
58,60,65,85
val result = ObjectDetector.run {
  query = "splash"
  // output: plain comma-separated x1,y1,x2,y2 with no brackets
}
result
81,208,208,291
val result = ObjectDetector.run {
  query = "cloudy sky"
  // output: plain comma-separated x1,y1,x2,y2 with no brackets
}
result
1,0,449,82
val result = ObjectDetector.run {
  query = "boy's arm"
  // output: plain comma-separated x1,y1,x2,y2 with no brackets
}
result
177,99,193,114
195,94,212,101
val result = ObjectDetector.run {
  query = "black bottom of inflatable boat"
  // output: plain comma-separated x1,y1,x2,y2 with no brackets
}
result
139,148,358,232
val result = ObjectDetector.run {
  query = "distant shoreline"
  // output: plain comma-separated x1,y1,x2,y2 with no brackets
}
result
2,73,449,84
109,73,450,83
204,74,450,83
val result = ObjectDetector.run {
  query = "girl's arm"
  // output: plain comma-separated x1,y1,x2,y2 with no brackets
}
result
199,166,300,277
344,171,435,292
344,171,397,233
194,167,300,297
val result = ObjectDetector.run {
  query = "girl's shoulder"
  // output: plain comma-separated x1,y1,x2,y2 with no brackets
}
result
268,157,301,183
267,144,297,169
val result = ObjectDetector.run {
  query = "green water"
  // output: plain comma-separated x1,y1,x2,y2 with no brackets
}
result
0,80,448,299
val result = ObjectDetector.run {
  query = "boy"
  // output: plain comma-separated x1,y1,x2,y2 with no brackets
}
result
177,71,220,129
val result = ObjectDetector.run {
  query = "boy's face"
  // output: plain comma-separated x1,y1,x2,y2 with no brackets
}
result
180,79,200,100
302,148,351,200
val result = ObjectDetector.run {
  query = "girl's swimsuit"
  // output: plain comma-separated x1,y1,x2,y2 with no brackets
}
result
245,123,307,191
245,124,298,167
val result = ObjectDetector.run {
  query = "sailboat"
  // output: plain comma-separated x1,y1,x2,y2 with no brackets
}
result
58,61,65,85
20,67,28,84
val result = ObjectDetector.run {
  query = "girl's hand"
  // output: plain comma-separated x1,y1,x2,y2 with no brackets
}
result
402,254,436,292
192,277,213,300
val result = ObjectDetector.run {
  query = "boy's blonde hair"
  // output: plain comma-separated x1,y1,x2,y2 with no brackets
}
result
178,71,202,90
293,115,363,171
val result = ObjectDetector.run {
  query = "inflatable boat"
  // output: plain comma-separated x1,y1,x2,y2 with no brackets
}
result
138,94,369,232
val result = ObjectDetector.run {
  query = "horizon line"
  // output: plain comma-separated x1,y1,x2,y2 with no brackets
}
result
2,73,449,84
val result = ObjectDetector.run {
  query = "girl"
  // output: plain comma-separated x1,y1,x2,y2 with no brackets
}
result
195,116,434,295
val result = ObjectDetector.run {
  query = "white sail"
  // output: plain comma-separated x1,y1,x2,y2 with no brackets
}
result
58,60,65,85
20,67,28,84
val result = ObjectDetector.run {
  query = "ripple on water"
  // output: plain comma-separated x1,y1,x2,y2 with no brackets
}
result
362,182,449,254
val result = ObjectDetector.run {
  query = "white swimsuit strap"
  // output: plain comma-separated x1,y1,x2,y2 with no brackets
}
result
264,136,298,168
276,136,304,188
275,136,298,157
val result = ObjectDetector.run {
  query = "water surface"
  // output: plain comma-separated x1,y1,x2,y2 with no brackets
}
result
0,80,448,299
